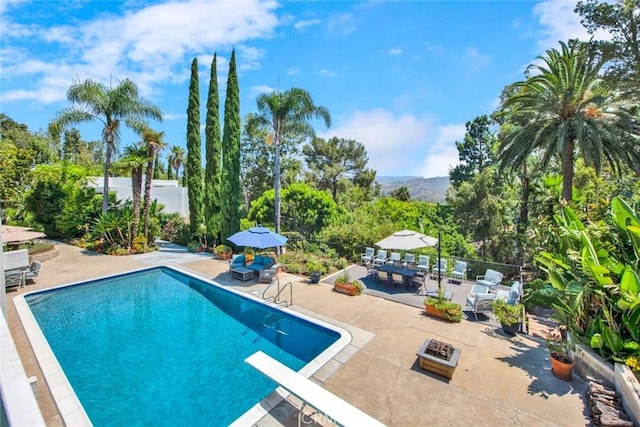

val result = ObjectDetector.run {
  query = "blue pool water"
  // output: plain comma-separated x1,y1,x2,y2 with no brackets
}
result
26,267,340,426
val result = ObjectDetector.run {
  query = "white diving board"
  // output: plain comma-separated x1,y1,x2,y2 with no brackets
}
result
245,351,385,427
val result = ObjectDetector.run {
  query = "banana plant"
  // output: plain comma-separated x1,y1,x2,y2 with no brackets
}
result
534,196,640,363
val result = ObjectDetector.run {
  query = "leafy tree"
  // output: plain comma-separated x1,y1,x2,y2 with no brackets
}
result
168,145,185,182
245,88,331,244
575,0,640,93
49,78,162,213
241,116,304,210
390,186,411,201
141,128,167,241
113,144,147,237
220,50,242,242
152,155,161,179
496,41,640,202
302,136,376,201
449,115,497,188
186,59,204,232
247,183,338,238
446,168,514,261
205,52,222,244
62,128,82,161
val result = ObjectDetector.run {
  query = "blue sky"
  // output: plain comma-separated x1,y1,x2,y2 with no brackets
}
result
1,0,604,178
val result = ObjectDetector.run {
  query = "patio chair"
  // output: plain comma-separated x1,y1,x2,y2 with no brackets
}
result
411,272,426,294
4,271,23,288
416,255,430,274
25,260,42,283
402,253,415,268
376,269,389,286
433,258,447,276
465,284,497,319
450,261,467,280
391,272,404,288
476,269,503,290
361,247,374,265
372,250,388,266
496,281,521,304
386,252,401,265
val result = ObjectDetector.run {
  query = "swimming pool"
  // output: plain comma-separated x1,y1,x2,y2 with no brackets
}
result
17,266,349,425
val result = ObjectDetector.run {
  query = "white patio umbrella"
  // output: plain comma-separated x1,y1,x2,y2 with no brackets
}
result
375,229,438,250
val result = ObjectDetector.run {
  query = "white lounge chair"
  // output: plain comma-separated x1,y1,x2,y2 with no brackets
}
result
25,260,42,283
433,258,447,276
476,269,503,289
372,249,387,266
402,253,415,267
450,261,467,280
361,247,374,265
465,284,497,319
386,252,401,265
496,281,521,304
416,255,430,274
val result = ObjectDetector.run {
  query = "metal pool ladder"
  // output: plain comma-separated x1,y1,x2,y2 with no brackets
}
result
262,277,293,307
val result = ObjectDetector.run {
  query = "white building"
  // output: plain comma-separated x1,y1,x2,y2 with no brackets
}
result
89,177,189,218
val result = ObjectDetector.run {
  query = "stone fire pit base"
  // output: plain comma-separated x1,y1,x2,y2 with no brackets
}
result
416,338,461,380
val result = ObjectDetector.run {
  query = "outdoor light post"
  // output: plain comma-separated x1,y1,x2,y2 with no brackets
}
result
437,230,442,292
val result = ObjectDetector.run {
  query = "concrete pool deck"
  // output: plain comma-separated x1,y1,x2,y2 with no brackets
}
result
6,241,590,426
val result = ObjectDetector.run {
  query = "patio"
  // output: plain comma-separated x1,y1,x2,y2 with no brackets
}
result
4,242,589,426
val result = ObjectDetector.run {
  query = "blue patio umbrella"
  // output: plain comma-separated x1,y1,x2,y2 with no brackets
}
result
227,226,287,249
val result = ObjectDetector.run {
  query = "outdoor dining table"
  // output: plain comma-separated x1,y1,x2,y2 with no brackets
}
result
375,264,418,289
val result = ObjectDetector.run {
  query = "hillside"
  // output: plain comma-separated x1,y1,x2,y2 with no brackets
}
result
378,176,450,202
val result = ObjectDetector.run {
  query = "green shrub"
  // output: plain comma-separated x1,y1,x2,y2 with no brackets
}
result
132,235,147,253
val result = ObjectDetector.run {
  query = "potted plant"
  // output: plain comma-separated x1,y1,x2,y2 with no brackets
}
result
333,273,363,296
215,244,232,260
306,261,323,284
187,240,204,253
423,291,463,322
244,247,255,263
492,299,523,336
546,338,576,380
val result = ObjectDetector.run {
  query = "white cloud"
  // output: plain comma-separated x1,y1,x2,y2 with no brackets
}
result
287,67,300,76
248,85,275,99
464,47,491,69
326,13,357,36
387,48,403,56
417,124,465,178
1,0,280,104
294,19,321,30
317,68,337,77
533,0,611,51
318,109,446,177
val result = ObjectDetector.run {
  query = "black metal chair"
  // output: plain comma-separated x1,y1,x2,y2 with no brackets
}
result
411,272,427,294
376,269,389,286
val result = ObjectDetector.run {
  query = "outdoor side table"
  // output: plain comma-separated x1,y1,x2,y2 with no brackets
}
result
231,266,254,282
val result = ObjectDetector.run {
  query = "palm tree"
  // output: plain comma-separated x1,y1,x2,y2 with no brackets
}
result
496,41,640,202
49,78,162,213
168,145,186,183
141,128,167,242
115,144,148,239
245,88,330,238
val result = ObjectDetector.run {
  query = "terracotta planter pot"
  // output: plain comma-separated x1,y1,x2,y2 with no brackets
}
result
424,304,445,320
550,354,575,380
333,282,358,296
217,252,231,260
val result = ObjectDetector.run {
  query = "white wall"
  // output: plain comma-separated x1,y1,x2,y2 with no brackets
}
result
88,177,189,218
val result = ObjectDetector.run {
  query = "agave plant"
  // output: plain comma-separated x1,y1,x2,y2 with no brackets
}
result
533,196,640,364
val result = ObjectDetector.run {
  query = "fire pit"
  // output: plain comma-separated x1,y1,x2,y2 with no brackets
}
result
416,338,461,380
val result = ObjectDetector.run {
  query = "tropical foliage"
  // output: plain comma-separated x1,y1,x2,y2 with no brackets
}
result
532,197,639,364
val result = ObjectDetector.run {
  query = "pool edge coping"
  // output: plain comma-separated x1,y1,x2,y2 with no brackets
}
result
15,265,357,427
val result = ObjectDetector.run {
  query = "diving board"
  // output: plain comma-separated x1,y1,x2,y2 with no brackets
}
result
245,351,385,427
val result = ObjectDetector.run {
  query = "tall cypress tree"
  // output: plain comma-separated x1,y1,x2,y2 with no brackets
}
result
204,53,222,245
186,57,204,233
220,50,241,241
